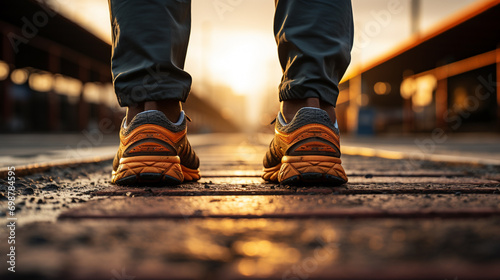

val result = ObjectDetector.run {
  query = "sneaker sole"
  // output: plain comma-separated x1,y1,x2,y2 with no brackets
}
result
263,155,347,186
262,164,281,182
112,155,200,185
181,165,202,182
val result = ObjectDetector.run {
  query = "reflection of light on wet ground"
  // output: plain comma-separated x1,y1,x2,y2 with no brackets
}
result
193,219,343,277
235,240,301,277
235,240,272,256
202,218,271,233
238,259,257,276
234,239,300,260
202,219,342,277
214,196,277,216
237,258,276,277
185,235,231,261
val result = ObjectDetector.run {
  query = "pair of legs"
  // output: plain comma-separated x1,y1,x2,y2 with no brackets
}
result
109,0,354,185
109,0,353,122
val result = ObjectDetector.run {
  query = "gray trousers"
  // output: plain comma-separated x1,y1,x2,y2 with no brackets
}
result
109,0,353,107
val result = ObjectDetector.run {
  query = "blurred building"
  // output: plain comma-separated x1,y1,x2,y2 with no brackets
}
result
0,0,120,132
339,0,500,134
0,0,238,134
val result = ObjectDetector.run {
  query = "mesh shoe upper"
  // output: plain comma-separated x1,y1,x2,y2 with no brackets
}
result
112,110,199,173
263,107,342,169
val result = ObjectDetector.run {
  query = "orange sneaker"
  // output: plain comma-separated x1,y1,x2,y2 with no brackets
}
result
111,110,200,185
262,107,347,185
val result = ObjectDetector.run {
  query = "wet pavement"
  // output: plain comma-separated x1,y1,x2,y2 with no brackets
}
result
1,133,500,279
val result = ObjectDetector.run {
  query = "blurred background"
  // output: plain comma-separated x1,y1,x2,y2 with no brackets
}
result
0,0,499,135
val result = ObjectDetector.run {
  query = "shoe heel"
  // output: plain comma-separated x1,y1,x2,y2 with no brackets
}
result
279,155,347,185
112,155,184,185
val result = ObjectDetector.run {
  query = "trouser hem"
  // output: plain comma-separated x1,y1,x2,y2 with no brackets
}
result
116,86,190,107
279,85,339,107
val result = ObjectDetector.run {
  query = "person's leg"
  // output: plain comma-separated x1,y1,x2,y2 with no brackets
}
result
109,0,200,185
263,0,353,185
274,0,354,122
109,0,191,122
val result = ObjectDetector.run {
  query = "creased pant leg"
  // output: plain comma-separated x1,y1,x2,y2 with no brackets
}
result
109,0,192,106
274,0,354,106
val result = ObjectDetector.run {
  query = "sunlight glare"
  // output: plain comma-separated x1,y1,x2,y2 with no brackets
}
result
206,31,278,97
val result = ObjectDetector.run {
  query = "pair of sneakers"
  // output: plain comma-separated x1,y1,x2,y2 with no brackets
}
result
111,107,347,185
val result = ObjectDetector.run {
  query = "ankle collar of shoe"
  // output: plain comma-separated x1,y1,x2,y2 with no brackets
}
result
124,110,185,128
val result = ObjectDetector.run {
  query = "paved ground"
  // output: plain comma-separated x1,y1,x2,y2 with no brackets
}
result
1,133,500,279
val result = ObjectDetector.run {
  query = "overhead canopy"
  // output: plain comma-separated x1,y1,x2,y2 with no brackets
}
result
0,0,111,80
346,0,500,84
